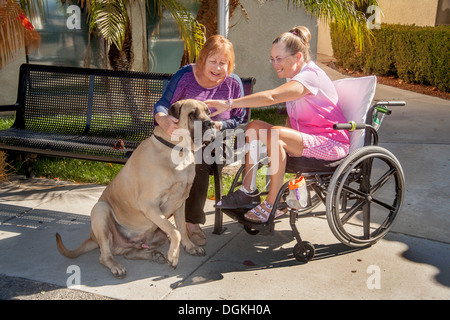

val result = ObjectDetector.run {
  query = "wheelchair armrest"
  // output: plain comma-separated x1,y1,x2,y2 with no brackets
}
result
334,122,378,146
375,101,406,107
333,122,366,131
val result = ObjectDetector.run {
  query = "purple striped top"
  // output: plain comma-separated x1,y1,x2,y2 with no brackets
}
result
154,64,246,130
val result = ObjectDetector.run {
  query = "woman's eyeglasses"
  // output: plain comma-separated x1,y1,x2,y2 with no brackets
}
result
269,54,295,65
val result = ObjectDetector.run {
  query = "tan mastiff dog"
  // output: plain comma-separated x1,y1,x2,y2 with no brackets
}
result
56,99,214,278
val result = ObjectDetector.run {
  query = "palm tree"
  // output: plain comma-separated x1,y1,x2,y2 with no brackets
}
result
287,0,379,49
88,0,206,70
180,0,378,66
0,0,47,68
179,0,248,66
1,0,378,70
0,0,205,70
192,0,378,45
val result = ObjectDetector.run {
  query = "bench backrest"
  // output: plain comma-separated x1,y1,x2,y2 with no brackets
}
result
240,77,255,125
14,64,173,142
13,64,255,143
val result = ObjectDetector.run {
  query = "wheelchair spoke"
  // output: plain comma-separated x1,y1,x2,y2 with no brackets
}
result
340,198,365,224
371,196,396,212
363,206,371,239
370,167,396,195
342,184,366,199
371,216,393,238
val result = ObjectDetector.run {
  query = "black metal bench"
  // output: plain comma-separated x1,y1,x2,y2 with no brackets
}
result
0,64,255,207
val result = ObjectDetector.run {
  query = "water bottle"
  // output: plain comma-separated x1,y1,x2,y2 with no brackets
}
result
286,176,308,209
372,105,390,130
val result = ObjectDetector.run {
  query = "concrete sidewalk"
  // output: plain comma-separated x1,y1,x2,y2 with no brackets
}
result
0,63,449,300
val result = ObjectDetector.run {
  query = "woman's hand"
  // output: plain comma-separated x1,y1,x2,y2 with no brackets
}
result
155,112,179,136
205,100,229,117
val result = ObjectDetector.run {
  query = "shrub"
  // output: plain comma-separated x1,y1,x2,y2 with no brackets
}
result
330,23,450,92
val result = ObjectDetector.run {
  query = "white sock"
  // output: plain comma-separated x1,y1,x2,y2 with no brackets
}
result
239,185,255,194
239,140,260,194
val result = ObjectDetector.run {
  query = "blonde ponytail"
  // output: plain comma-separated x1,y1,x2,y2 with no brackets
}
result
273,26,311,62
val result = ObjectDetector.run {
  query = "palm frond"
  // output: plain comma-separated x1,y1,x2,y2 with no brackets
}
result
287,0,379,49
1,0,23,68
89,0,129,50
18,0,48,21
0,0,43,69
149,0,205,63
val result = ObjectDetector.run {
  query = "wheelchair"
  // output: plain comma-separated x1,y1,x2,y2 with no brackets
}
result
213,76,406,263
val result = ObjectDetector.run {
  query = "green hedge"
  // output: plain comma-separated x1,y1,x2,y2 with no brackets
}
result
330,23,450,92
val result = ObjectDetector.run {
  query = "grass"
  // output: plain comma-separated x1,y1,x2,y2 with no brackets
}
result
0,107,288,197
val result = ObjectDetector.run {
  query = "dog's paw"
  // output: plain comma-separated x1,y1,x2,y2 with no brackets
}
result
152,251,166,264
168,258,178,269
167,249,179,269
100,256,127,278
110,264,127,279
186,246,206,257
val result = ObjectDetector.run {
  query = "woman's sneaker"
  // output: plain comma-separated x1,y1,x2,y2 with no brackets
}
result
215,189,261,210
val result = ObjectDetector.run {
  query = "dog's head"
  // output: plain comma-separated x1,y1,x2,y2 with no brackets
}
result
168,99,216,148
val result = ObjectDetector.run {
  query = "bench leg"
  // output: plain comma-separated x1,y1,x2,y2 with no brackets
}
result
9,153,36,178
23,154,37,178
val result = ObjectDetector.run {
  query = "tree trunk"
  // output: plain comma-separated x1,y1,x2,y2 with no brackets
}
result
179,0,245,67
108,20,134,71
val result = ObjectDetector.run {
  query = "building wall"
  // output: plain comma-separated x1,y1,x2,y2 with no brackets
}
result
0,58,26,106
228,0,318,92
317,18,333,58
377,0,439,26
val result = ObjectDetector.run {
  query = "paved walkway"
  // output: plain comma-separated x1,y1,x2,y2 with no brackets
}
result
0,63,449,301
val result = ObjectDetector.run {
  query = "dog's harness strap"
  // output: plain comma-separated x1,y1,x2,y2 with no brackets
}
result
153,134,186,152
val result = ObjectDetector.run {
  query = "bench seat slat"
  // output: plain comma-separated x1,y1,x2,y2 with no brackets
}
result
0,128,136,163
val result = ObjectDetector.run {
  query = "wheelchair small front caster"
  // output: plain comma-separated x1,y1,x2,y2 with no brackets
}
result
293,241,315,262
244,225,260,235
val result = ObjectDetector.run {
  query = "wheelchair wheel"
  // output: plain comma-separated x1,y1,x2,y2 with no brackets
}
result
293,241,315,262
326,146,405,248
244,225,260,235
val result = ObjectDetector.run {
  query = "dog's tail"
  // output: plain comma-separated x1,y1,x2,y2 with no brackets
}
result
56,233,98,259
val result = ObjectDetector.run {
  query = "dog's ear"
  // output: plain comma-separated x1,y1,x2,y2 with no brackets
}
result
168,101,183,119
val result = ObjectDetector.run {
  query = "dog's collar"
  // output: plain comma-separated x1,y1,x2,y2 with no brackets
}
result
153,134,187,152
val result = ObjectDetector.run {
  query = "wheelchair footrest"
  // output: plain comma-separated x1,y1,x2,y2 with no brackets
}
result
221,208,275,233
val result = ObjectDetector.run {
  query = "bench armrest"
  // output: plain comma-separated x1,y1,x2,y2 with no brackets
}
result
0,103,20,112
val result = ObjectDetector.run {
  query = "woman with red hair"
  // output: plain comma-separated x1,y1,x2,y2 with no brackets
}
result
154,35,245,245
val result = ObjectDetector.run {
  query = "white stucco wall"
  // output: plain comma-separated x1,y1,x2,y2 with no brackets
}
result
228,0,318,92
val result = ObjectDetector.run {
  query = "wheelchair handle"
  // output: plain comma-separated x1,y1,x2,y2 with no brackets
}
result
333,121,366,131
375,101,406,107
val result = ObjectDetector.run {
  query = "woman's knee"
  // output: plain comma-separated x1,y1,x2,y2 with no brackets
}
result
246,120,273,142
247,120,272,133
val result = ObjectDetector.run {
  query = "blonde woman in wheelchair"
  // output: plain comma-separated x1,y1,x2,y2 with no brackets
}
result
206,26,350,223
